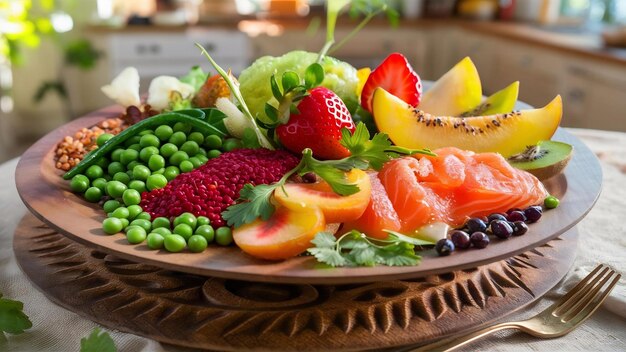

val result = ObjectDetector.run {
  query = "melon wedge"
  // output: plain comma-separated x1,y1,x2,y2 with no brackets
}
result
462,81,519,116
418,57,482,116
373,87,562,157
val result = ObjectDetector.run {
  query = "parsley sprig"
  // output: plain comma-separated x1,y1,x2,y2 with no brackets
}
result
222,123,435,228
0,293,32,343
308,230,435,267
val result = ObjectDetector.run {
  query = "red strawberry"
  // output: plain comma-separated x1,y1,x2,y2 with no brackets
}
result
277,87,355,160
360,52,422,113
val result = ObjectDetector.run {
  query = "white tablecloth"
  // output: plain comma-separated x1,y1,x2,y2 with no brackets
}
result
1,128,625,351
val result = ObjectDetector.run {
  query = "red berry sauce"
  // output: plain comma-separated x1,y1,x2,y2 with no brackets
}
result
141,148,299,227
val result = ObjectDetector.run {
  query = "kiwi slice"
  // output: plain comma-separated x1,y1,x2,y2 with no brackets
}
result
508,141,573,180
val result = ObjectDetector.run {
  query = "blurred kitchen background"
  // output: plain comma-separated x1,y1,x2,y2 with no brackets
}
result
2,0,626,163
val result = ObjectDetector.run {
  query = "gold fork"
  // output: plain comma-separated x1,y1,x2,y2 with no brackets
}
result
403,264,621,352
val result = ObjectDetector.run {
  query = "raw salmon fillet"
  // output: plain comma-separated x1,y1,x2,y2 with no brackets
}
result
346,147,548,235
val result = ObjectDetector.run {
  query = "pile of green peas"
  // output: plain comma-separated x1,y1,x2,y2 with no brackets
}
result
68,121,243,252
102,212,233,252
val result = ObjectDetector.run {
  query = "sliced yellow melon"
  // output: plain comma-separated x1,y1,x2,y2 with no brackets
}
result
462,81,519,116
418,57,482,116
373,87,562,157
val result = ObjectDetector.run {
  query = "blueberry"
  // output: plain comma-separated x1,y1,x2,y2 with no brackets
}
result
490,220,513,239
507,210,527,222
470,232,490,249
487,213,507,223
524,206,542,223
450,230,471,249
435,239,455,256
513,221,529,236
507,208,522,216
466,217,487,233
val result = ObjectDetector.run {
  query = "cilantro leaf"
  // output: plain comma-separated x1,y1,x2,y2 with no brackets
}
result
310,232,337,249
377,243,421,266
349,246,378,266
80,328,116,352
308,247,346,267
300,149,360,196
0,294,32,336
222,183,279,228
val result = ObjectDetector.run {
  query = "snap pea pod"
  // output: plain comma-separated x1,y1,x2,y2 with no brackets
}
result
63,110,226,180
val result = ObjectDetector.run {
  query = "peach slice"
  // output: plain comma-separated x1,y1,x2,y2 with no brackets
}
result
274,169,372,223
233,205,325,260
373,87,562,157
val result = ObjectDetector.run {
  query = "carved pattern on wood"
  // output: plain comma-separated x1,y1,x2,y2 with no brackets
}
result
14,214,578,351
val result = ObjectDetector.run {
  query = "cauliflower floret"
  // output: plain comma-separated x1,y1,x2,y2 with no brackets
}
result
101,67,141,107
147,76,195,111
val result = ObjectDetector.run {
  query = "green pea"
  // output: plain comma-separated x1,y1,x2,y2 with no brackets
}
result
169,151,189,166
127,143,142,152
146,233,165,250
132,165,151,181
120,149,139,165
151,227,171,236
91,178,107,193
111,206,130,219
110,148,124,162
164,234,186,252
207,149,221,159
135,212,151,221
122,189,141,206
174,212,197,230
148,154,165,171
180,141,199,156
188,132,205,145
204,135,222,149
152,217,170,229
129,219,151,232
152,168,165,175
102,217,123,235
85,165,104,180
139,134,160,148
146,174,168,191
173,224,193,241
155,125,174,142
102,174,112,181
188,157,202,168
126,226,147,244
129,180,147,193
196,148,207,157
188,235,208,253
124,135,141,147
195,225,214,243
544,196,560,209
126,161,141,172
173,122,191,134
106,180,127,198
160,143,178,158
138,129,154,136
169,131,187,147
103,199,121,214
95,157,109,169
179,160,194,173
222,138,242,152
139,146,159,162
196,216,210,227
215,227,233,246
119,218,129,229
84,187,102,203
126,204,143,220
97,133,114,147
112,172,131,185
163,166,180,181
70,174,90,193
107,161,125,176
195,154,208,164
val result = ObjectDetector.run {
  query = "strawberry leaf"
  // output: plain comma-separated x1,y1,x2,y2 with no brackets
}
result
270,75,283,101
264,103,279,123
304,63,324,89
281,71,300,92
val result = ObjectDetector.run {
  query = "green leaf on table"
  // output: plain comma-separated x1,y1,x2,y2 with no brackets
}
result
0,294,32,336
80,327,116,352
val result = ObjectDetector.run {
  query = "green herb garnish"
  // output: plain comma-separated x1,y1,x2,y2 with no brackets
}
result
0,293,32,343
80,327,116,352
307,230,434,267
222,122,434,228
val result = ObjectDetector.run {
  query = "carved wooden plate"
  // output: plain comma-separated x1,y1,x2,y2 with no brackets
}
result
15,107,602,284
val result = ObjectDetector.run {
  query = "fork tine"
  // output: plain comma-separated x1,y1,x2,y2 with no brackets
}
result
564,272,621,323
553,265,608,316
560,268,618,321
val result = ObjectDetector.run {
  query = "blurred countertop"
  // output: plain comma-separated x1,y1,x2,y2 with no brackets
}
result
86,17,626,67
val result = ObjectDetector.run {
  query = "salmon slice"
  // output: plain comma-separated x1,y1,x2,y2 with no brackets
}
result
347,147,548,235
342,172,402,239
